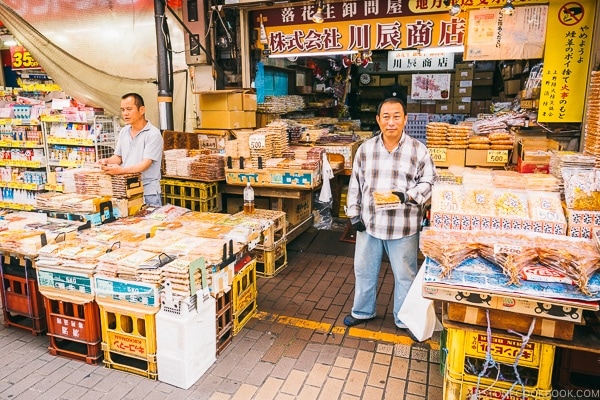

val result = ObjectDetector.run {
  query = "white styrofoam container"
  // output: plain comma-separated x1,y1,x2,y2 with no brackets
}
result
156,295,216,389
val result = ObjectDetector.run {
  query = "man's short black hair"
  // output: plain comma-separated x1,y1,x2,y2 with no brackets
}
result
377,97,407,116
121,93,145,108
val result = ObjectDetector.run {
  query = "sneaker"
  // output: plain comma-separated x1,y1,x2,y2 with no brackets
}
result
343,314,374,327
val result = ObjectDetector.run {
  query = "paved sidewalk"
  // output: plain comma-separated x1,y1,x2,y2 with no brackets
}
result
0,228,443,400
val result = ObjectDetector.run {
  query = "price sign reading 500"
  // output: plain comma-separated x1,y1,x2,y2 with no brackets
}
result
11,46,40,70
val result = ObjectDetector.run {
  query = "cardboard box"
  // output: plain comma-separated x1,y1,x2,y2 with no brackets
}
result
406,102,420,113
379,76,396,86
454,62,474,80
398,74,412,86
435,101,453,114
465,148,508,167
471,85,493,100
112,196,144,218
271,191,312,226
420,101,436,114
452,101,470,114
430,148,466,167
470,100,489,117
472,71,494,86
198,90,245,111
200,110,255,129
454,79,472,88
243,91,257,111
446,303,575,340
225,166,321,189
516,139,561,173
454,86,472,97
504,79,521,95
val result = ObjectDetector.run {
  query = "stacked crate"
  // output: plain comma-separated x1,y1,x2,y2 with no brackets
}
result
161,178,219,213
0,253,46,335
215,289,233,355
239,209,288,278
442,327,555,400
36,265,102,365
94,276,161,379
232,256,257,335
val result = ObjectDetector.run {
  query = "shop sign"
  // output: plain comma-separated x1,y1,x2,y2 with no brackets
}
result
538,0,596,123
10,46,40,70
388,50,455,72
254,10,466,56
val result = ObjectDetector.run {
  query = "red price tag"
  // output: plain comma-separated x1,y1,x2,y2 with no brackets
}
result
10,46,40,70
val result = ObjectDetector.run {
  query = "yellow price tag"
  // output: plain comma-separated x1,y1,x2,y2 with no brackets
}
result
486,150,508,163
428,147,447,162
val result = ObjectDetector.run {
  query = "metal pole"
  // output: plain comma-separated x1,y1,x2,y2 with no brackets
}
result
154,0,174,130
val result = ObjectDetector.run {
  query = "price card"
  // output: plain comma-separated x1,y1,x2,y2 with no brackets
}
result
494,244,522,255
249,134,266,150
486,150,508,163
10,46,40,70
428,147,447,162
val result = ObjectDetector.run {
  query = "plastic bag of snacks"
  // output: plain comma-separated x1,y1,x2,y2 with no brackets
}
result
562,168,600,211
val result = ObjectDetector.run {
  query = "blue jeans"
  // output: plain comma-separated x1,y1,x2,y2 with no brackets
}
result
351,231,419,327
144,194,162,207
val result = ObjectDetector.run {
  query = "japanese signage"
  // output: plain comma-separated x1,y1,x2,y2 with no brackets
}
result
250,0,549,57
538,0,595,123
388,50,455,72
464,5,548,61
252,5,466,56
411,73,452,100
37,269,93,294
10,46,41,70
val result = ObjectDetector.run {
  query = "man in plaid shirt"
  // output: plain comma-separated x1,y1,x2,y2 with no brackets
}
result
344,97,436,332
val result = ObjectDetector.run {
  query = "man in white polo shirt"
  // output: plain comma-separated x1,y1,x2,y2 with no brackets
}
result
99,93,163,207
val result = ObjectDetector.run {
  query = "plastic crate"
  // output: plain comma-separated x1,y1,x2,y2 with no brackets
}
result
162,194,219,213
234,209,286,248
252,237,288,278
233,297,256,336
161,179,218,199
1,259,46,335
232,258,257,314
215,290,233,355
555,348,600,391
444,327,555,393
443,372,552,400
44,298,102,365
99,303,158,379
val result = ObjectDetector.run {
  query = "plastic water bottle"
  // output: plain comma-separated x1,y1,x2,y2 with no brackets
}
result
243,181,255,214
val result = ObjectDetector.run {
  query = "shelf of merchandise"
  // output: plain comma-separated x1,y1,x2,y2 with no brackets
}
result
0,118,46,210
41,115,118,192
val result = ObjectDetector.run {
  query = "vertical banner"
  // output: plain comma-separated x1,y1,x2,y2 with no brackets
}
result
538,1,596,123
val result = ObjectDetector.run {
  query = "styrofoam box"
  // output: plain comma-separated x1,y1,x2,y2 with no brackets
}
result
156,295,216,389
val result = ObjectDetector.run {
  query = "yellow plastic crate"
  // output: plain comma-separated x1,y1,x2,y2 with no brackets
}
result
444,327,555,392
162,194,219,212
233,258,257,315
160,179,218,199
233,298,256,336
99,303,158,379
252,237,288,278
443,372,552,400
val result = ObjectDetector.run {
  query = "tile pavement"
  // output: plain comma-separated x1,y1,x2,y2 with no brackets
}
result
0,229,444,400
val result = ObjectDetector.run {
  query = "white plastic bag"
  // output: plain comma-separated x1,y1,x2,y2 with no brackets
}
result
397,264,442,342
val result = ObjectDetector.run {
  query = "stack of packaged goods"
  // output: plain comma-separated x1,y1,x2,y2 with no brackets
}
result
421,166,600,400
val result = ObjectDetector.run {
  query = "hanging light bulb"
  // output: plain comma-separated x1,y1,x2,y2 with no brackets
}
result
312,0,324,24
501,0,515,15
448,1,461,16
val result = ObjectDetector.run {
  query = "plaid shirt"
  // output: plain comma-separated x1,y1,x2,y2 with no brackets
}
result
346,132,436,240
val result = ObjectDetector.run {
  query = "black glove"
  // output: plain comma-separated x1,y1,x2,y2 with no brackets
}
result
391,191,406,203
350,216,366,232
